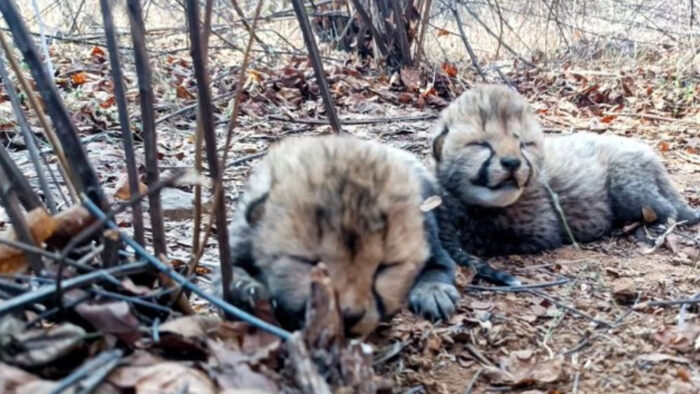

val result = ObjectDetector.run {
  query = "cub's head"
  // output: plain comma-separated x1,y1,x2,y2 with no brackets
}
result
432,85,544,207
242,136,429,336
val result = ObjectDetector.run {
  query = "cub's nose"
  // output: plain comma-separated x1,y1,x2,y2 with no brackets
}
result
342,308,365,330
500,156,522,171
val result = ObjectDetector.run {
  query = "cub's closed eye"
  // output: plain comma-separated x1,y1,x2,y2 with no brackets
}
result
376,261,402,275
466,141,491,149
521,141,536,147
288,255,319,265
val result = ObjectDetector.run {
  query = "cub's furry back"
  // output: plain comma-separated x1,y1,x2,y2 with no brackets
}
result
433,84,699,259
226,135,459,336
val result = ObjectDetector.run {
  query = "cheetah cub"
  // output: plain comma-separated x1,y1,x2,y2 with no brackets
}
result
225,135,459,336
432,85,699,284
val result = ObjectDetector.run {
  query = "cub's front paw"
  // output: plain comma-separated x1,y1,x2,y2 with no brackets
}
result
409,281,460,321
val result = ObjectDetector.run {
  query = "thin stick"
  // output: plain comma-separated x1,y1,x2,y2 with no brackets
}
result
415,0,433,65
0,168,45,274
543,181,579,248
267,113,438,125
0,261,149,316
349,0,390,58
228,0,270,53
154,92,234,125
189,0,264,281
187,0,263,279
0,30,78,201
527,289,613,328
50,349,123,394
462,368,482,394
638,297,700,308
0,143,43,212
100,0,145,246
0,53,54,212
462,2,535,66
29,0,54,78
291,0,343,134
1,1,105,205
185,0,234,302
391,0,413,65
82,198,291,340
127,0,168,258
449,1,486,81
465,279,569,292
602,111,700,126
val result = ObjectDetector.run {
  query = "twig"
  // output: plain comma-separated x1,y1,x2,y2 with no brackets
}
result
29,0,54,78
527,289,613,328
50,349,123,394
82,198,292,340
267,113,438,125
127,0,168,260
643,220,683,254
637,297,700,308
465,279,569,292
391,0,413,65
0,1,105,205
0,53,54,212
463,368,483,394
0,29,78,201
415,0,433,65
0,169,45,274
0,261,149,316
291,0,343,134
75,350,122,394
543,181,579,248
228,0,270,53
188,0,264,284
448,1,486,81
186,0,234,302
602,111,700,126
572,371,580,394
0,143,43,212
100,0,145,247
349,0,390,58
154,92,234,125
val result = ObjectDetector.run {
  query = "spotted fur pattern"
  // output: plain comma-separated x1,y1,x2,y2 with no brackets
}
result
433,85,699,263
226,135,459,336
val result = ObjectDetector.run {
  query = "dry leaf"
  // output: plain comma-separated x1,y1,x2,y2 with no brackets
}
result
0,322,86,367
91,46,105,57
75,301,140,345
109,362,216,393
400,67,420,91
600,115,616,123
483,350,563,387
114,178,148,201
176,84,196,100
159,314,222,338
0,363,56,393
441,61,458,78
652,325,700,353
100,96,116,109
397,92,413,104
70,72,87,85
658,141,670,152
436,28,450,38
0,207,58,274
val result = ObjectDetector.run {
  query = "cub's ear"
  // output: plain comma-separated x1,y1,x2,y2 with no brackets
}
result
432,125,449,162
245,193,268,226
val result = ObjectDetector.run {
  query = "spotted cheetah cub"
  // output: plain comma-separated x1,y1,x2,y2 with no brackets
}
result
225,135,459,336
432,85,699,284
